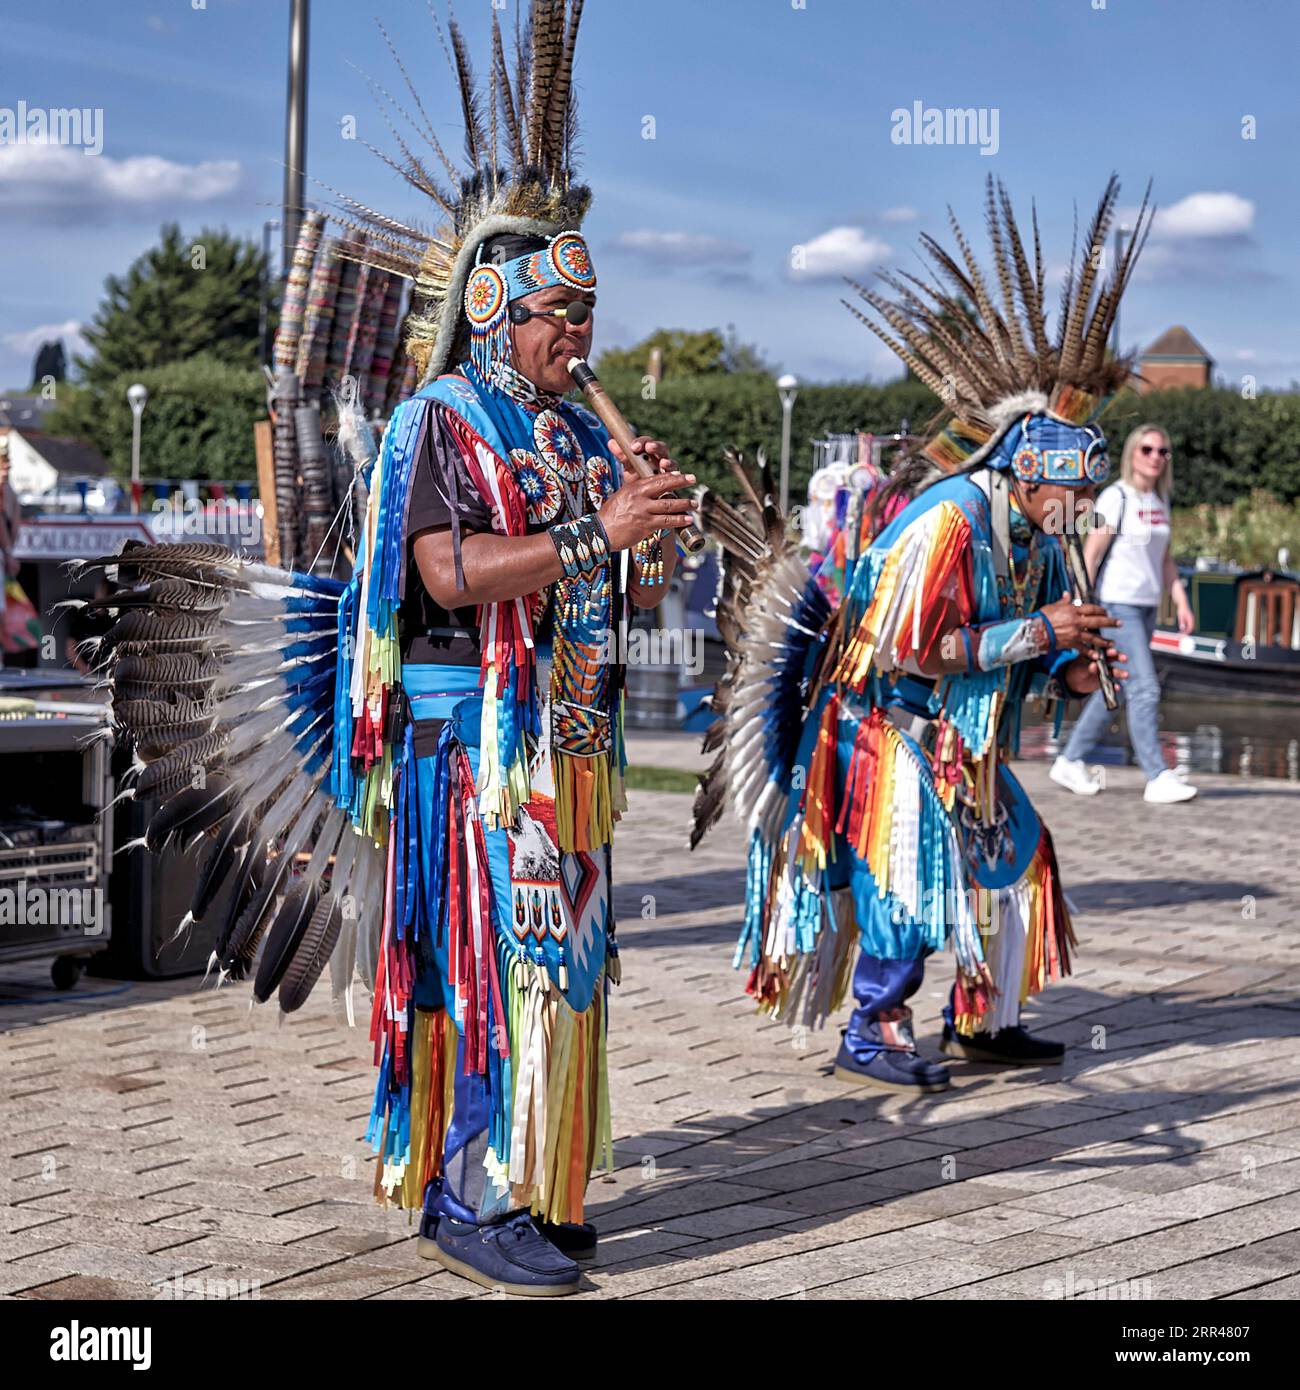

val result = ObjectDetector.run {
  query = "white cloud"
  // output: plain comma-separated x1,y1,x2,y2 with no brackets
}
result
608,230,750,266
1152,192,1254,240
879,206,919,224
1131,239,1276,288
791,227,891,281
3,320,87,358
0,143,241,223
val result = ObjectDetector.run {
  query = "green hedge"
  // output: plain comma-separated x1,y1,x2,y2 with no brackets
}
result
44,354,266,483
596,370,937,499
601,373,1300,509
1099,387,1300,506
1171,491,1300,569
42,356,1300,509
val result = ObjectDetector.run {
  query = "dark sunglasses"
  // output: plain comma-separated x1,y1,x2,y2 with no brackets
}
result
509,299,593,327
1139,444,1171,458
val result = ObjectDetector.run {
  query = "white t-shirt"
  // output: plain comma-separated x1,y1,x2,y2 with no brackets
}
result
1094,482,1170,608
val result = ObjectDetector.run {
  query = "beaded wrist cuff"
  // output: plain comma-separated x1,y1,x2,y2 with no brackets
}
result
549,513,611,579
973,611,1055,671
632,528,667,586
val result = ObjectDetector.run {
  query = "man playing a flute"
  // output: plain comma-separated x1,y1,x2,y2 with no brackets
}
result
342,2,691,1295
695,178,1146,1093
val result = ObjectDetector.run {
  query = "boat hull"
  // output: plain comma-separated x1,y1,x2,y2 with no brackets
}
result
1150,628,1300,703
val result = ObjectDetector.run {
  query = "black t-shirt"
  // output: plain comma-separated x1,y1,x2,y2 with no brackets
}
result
400,401,564,670
400,405,494,667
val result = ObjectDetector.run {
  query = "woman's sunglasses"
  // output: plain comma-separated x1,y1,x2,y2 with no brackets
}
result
1139,445,1171,458
509,299,593,327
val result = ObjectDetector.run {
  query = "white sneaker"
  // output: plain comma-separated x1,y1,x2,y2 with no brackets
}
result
1144,769,1198,803
1050,756,1101,796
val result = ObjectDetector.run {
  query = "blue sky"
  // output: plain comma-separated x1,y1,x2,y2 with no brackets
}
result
2,0,1297,393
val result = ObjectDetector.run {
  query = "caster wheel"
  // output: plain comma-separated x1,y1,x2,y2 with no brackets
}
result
51,957,83,991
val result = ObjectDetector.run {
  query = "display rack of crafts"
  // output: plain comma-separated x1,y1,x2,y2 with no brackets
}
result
263,212,419,575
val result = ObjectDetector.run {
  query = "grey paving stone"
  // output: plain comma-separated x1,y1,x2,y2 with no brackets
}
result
1224,1273,1300,1299
1140,1256,1289,1300
1008,1180,1138,1217
815,1256,995,1300
729,1157,876,1191
134,1233,342,1278
2,1242,211,1293
4,765,1300,1300
658,1201,801,1239
590,1180,779,1233
14,1273,157,1301
363,1274,473,1300
965,1231,1088,1274
905,1203,1063,1246
260,1264,429,1299
145,1206,341,1246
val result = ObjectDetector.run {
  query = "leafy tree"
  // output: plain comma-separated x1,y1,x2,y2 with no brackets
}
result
596,327,766,379
31,340,66,386
44,355,266,482
720,324,770,374
45,224,272,482
76,223,269,392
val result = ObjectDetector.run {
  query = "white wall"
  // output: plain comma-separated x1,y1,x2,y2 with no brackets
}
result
4,431,59,497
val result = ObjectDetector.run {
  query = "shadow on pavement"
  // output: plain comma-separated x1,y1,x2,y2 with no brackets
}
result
580,981,1300,1286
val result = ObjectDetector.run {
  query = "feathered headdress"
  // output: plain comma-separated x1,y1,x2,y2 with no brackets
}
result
844,175,1154,471
326,0,592,385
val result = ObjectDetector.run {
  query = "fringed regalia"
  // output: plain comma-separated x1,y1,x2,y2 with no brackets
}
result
695,177,1153,1069
78,3,636,1241
743,466,1079,1035
347,360,628,1223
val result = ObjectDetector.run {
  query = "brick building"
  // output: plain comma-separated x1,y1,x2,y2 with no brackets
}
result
1136,325,1214,392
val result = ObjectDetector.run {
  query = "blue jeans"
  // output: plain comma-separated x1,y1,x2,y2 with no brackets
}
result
1063,602,1167,782
845,952,931,1046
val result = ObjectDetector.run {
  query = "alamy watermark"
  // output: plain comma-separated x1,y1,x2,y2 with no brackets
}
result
888,884,1003,933
151,1271,261,1300
1042,1271,1152,1300
891,101,1000,157
49,1322,150,1370
150,494,263,548
598,625,704,678
0,102,103,155
0,881,104,934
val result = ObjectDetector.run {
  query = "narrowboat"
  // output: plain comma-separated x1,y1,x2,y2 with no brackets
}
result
1151,563,1300,703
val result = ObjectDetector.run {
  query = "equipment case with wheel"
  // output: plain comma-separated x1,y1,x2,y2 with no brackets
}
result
0,670,113,985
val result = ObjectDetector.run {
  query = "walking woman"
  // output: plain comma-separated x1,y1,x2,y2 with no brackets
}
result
1052,423,1198,803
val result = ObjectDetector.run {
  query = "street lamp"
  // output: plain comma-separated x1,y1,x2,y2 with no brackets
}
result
777,373,799,515
127,382,148,514
282,0,310,276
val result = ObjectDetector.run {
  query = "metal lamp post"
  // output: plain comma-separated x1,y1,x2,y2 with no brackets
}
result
777,373,799,515
127,382,148,514
282,0,310,276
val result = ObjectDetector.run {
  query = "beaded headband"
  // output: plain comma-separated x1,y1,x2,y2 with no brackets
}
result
1002,412,1110,488
463,231,597,377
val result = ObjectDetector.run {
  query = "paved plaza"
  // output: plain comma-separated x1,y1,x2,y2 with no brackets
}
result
3,735,1300,1300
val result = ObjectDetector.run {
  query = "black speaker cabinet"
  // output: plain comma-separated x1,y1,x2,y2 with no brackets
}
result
97,792,233,979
